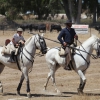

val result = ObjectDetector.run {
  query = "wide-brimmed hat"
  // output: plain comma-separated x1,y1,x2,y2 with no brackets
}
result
17,28,23,32
64,20,73,24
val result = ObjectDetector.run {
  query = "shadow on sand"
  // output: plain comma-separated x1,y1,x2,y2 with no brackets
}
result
63,91,100,96
1,92,71,98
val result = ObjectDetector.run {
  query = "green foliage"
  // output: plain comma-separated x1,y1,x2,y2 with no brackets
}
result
0,0,100,22
0,0,64,20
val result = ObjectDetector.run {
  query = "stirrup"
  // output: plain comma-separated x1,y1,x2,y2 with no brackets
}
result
8,59,16,63
64,65,71,71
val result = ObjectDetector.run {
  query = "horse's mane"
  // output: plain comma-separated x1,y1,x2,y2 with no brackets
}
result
91,34,98,39
83,34,98,44
77,34,98,48
25,36,33,45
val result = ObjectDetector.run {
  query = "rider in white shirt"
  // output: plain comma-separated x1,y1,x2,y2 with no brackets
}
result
8,28,25,63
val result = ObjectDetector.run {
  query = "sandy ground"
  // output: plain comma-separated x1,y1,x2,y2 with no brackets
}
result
0,28,100,100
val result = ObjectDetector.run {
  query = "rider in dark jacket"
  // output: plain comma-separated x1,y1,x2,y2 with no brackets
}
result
58,20,78,70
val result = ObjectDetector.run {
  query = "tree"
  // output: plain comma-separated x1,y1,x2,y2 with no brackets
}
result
80,0,99,23
88,0,98,23
76,0,82,24
61,0,82,23
32,0,62,19
0,0,99,23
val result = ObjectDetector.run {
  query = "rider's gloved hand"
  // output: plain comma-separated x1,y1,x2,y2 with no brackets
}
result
74,35,78,40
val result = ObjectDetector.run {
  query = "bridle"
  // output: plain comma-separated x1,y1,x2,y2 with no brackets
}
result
34,34,47,54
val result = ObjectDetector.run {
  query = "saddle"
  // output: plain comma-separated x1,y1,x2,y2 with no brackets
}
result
1,46,18,55
1,39,24,55
59,47,67,56
59,47,74,70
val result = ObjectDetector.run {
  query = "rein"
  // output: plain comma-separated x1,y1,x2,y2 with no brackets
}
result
77,40,98,59
23,47,34,63
43,36,98,58
67,45,98,58
18,47,34,73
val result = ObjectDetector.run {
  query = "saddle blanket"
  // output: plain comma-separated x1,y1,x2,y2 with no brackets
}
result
1,45,18,55
59,47,66,56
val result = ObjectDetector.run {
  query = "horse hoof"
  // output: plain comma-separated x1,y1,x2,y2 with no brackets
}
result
27,92,31,98
16,91,20,96
43,87,47,91
57,90,61,94
77,88,84,95
55,89,61,94
0,87,3,93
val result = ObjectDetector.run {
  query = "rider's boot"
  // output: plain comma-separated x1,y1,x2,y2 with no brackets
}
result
64,64,72,70
64,60,73,71
8,51,16,63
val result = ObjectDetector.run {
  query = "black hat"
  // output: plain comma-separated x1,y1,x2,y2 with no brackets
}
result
64,20,73,24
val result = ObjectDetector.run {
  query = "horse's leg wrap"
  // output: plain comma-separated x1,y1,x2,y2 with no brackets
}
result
80,81,86,90
17,74,24,94
77,80,86,95
26,81,31,98
17,83,22,92
26,81,30,92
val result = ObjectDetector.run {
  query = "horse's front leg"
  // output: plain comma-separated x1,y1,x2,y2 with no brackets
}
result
77,70,86,95
17,73,24,95
23,68,31,98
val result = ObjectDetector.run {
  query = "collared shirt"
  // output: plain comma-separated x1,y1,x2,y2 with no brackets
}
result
58,27,76,45
9,33,25,45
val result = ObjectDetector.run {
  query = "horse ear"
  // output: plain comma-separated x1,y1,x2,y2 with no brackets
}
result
91,34,95,37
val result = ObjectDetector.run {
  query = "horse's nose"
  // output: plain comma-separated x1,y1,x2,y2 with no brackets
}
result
42,49,47,54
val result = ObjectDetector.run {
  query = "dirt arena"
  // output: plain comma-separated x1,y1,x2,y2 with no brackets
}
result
0,28,100,100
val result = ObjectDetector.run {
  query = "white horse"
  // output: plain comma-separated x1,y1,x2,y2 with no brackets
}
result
0,34,47,97
44,35,99,94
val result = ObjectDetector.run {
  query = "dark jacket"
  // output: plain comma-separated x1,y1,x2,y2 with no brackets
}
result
58,28,76,45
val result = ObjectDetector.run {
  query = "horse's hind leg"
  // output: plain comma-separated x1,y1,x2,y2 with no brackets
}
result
0,63,5,93
17,73,24,95
50,69,60,93
44,64,60,93
44,70,52,90
77,70,86,95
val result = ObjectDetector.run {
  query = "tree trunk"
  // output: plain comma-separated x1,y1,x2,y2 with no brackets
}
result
93,7,97,23
76,0,82,24
92,0,98,24
68,0,76,23
62,0,71,20
62,0,82,24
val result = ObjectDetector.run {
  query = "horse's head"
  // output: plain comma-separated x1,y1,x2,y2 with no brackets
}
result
35,34,47,54
92,36,100,57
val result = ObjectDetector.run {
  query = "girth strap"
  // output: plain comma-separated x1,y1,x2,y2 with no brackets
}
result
15,55,21,71
75,53,90,72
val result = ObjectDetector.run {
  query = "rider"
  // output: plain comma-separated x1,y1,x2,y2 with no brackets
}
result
7,28,25,63
57,20,78,70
